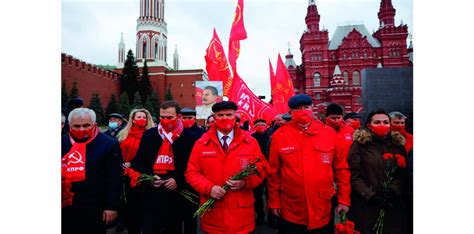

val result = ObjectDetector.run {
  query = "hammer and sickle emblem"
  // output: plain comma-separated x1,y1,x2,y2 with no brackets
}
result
67,151,84,165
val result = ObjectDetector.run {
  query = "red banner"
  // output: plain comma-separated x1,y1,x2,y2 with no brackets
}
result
229,73,277,124
228,0,247,74
269,59,276,103
205,29,233,97
272,53,295,114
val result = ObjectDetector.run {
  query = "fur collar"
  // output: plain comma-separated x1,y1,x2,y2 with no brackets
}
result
353,128,405,146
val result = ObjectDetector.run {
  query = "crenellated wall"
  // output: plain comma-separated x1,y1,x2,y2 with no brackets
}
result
61,53,121,108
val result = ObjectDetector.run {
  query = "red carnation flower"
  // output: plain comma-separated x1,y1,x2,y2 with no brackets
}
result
395,154,406,168
383,153,394,161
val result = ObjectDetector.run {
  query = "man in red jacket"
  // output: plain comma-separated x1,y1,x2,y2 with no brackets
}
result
185,101,269,233
325,103,355,159
389,111,413,153
267,94,351,233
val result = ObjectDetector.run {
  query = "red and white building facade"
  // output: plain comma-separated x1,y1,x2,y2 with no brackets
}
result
285,0,413,114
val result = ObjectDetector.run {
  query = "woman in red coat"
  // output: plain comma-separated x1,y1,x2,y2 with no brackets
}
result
117,108,155,234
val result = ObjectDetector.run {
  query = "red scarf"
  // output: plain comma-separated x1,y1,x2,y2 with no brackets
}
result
120,126,146,162
154,120,184,174
61,126,99,207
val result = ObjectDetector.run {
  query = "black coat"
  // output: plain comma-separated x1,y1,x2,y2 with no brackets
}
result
251,131,270,158
131,127,199,219
185,124,206,138
61,133,123,211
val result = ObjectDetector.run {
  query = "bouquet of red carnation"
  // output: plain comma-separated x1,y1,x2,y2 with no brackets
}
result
373,153,406,234
193,158,261,217
124,167,154,188
335,211,360,234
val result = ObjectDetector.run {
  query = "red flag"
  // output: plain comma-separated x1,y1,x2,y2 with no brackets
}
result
272,53,296,114
269,59,276,103
229,73,276,124
204,29,233,97
228,0,247,74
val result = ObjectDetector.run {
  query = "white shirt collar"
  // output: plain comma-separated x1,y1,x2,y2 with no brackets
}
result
217,129,234,144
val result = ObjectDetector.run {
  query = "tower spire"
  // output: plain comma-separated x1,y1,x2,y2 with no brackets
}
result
173,44,179,70
305,0,320,32
377,0,396,27
117,32,126,68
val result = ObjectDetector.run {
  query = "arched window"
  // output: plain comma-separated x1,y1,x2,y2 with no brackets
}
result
343,71,349,84
142,41,147,59
316,93,321,100
314,73,321,87
154,42,158,59
353,71,360,85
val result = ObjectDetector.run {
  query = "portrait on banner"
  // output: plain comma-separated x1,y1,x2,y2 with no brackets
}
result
195,81,223,119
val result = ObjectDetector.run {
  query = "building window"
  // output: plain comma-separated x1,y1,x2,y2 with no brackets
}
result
316,93,321,100
154,43,158,59
343,71,349,84
143,41,147,58
353,71,360,85
364,50,368,58
331,53,336,60
357,96,362,104
313,73,321,87
180,83,184,87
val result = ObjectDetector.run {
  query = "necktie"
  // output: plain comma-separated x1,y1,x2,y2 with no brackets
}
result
222,135,229,152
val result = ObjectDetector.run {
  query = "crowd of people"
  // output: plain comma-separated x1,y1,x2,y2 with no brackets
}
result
61,94,413,234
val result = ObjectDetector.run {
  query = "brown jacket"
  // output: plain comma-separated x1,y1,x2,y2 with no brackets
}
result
347,128,409,234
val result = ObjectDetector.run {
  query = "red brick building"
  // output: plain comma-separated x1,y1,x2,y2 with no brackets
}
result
286,0,413,114
62,0,206,112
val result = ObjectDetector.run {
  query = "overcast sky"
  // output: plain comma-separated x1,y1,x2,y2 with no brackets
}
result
62,0,412,101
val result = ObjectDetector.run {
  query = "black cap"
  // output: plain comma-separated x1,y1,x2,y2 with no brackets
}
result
326,103,344,116
180,107,197,116
67,97,84,110
211,101,238,113
282,113,292,121
343,112,362,121
108,113,124,119
253,119,266,125
288,94,313,109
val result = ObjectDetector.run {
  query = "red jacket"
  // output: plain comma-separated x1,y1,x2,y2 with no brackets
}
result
333,123,355,160
267,121,351,229
185,127,269,233
400,130,413,153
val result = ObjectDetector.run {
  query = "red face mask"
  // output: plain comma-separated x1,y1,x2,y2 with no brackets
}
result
182,119,195,128
255,126,266,134
133,119,147,128
291,109,313,125
369,124,390,137
326,118,342,129
215,118,235,132
391,125,405,132
160,118,177,132
350,119,361,129
70,126,96,141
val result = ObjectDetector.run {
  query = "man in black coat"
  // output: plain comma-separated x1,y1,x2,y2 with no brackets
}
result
250,119,271,225
131,101,199,234
62,108,123,234
104,113,126,139
180,107,206,138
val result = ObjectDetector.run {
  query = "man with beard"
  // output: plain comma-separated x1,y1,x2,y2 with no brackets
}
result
185,101,269,233
62,108,123,234
180,107,206,138
267,95,350,233
131,101,199,234
196,85,218,120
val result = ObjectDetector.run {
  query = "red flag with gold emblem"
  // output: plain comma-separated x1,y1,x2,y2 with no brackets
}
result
272,53,295,114
228,0,247,74
205,28,233,97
